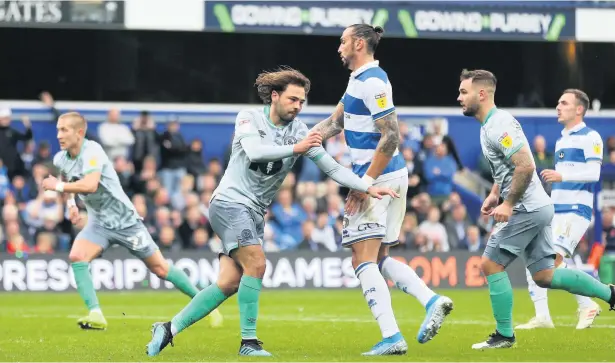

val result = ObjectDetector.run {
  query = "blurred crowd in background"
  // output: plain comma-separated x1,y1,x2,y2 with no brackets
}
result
1,92,615,256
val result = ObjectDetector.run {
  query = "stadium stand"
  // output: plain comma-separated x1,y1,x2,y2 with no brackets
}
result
3,93,613,263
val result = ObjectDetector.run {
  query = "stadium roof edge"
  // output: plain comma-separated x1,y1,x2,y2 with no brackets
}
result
2,99,615,118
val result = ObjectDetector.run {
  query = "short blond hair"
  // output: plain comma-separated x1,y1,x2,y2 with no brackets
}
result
59,112,87,132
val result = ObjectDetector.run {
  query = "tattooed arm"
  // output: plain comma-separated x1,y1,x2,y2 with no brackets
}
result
505,145,535,206
310,103,344,141
364,111,400,180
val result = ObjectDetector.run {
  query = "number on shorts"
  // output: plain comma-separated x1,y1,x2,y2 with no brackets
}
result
556,221,572,238
563,222,572,237
127,231,147,250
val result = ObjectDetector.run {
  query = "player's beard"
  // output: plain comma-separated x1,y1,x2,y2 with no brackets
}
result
462,102,480,117
341,51,353,69
273,102,295,123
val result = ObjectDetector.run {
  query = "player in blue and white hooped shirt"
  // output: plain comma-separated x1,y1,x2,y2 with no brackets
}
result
311,24,453,356
517,89,605,331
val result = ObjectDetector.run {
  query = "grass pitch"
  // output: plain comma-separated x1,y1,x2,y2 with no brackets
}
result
1,289,614,362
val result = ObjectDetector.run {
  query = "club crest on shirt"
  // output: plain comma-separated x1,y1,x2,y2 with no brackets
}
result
498,132,512,148
283,136,298,145
375,92,387,109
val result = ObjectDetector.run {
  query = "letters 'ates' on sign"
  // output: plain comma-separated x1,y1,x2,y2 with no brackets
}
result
0,0,124,29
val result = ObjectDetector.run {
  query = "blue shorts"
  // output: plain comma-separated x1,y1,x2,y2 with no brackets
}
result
75,220,158,259
483,204,556,275
209,199,264,255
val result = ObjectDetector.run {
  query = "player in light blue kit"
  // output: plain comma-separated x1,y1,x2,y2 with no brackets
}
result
145,67,399,358
457,69,615,349
42,112,223,330
517,89,604,330
311,24,453,355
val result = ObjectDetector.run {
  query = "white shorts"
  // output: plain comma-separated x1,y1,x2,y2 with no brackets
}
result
342,171,408,247
552,212,591,257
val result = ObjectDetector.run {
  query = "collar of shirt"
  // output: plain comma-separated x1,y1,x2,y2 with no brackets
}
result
561,121,586,136
350,60,380,79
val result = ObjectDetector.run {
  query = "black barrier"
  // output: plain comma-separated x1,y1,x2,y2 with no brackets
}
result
0,251,528,292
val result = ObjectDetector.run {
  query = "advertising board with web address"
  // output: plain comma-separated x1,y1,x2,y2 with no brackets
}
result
0,251,527,292
205,1,576,41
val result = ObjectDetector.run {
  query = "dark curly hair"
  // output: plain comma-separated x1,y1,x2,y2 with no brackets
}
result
254,66,311,104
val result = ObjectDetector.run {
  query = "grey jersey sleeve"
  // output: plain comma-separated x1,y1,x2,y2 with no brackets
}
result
240,137,295,162
52,151,66,179
235,110,294,162
306,146,369,192
81,143,108,175
52,151,64,169
486,117,527,160
235,110,260,141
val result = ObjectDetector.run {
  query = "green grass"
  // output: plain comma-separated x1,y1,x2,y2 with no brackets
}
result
0,289,613,361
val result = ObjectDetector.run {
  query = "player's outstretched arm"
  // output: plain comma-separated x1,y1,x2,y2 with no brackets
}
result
363,112,400,180
240,131,322,163
310,103,344,141
505,145,535,206
307,146,398,199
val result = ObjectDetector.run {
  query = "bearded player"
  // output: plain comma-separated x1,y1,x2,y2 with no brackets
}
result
311,24,454,355
457,69,614,349
145,67,399,357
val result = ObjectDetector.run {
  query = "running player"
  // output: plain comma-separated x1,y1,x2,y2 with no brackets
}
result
41,112,223,330
145,67,399,357
517,89,603,330
457,69,615,349
310,24,453,355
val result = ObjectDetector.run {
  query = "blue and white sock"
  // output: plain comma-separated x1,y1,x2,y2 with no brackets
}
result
379,256,436,308
356,262,399,339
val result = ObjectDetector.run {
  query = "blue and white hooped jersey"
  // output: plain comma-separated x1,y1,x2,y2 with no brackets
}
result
551,122,603,221
340,61,406,181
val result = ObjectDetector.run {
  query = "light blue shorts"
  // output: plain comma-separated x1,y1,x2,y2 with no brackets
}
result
483,205,556,275
75,220,159,259
209,199,264,255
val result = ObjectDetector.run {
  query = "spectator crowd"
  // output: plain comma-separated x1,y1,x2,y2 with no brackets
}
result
1,95,614,257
